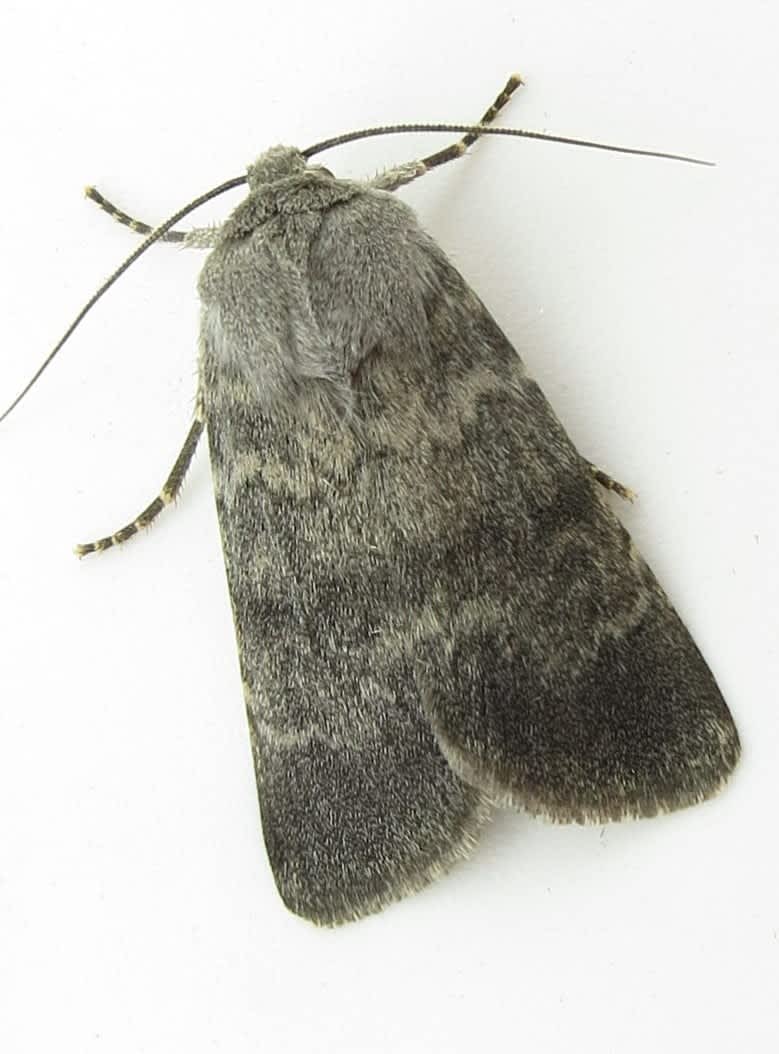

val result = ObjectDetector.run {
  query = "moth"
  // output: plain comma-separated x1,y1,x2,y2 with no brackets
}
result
3,77,740,925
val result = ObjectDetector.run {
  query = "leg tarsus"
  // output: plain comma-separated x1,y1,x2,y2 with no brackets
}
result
588,461,636,503
85,186,218,247
74,412,205,557
421,73,524,172
369,73,523,192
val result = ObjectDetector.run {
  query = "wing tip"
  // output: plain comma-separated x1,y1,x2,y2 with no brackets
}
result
279,792,494,927
436,720,741,827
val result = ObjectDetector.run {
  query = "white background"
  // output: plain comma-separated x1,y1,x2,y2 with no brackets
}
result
1,2,776,1052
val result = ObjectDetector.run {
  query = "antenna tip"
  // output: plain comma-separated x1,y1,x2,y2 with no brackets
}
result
508,73,524,87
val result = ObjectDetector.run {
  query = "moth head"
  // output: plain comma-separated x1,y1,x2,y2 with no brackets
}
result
246,147,333,191
0,85,711,432
246,146,306,189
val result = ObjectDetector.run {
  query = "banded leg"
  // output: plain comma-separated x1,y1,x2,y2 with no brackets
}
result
420,74,524,172
85,186,219,248
370,73,523,192
588,461,636,502
75,409,205,557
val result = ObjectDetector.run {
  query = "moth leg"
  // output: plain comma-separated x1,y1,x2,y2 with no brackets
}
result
588,461,636,502
370,73,524,192
74,408,205,557
420,73,524,172
84,186,219,248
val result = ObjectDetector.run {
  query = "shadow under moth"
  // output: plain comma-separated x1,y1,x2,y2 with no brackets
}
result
3,76,740,925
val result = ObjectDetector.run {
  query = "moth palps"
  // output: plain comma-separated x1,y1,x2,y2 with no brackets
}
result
4,77,740,925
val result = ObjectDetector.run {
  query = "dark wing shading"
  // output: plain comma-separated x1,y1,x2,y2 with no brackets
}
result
302,189,740,828
405,266,740,825
202,367,492,926
198,177,739,924
199,198,494,924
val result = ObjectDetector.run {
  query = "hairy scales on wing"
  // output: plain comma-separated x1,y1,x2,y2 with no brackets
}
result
197,147,739,923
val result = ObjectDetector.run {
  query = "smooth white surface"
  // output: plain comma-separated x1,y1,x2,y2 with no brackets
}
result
1,2,776,1052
